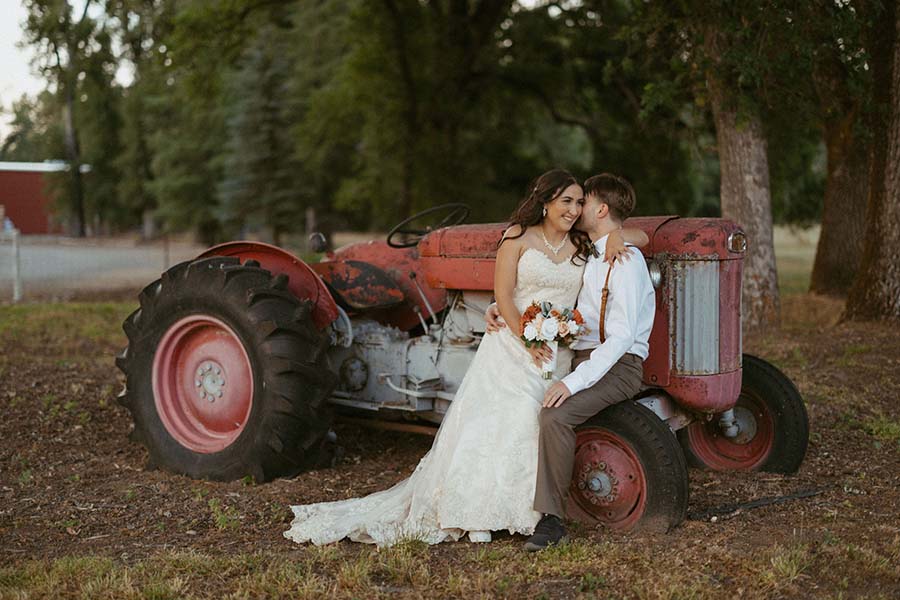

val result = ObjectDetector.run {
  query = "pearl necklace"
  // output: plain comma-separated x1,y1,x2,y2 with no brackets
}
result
540,229,567,255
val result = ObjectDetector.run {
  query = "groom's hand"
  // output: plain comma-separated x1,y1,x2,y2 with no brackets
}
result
543,382,572,408
484,303,505,332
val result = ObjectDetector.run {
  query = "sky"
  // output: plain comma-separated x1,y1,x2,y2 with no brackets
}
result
0,0,44,139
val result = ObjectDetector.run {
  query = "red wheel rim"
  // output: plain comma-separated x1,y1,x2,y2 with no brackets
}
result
684,391,775,470
152,315,254,453
568,428,647,531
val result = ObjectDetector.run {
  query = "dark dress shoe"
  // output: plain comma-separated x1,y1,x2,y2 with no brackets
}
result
524,514,568,552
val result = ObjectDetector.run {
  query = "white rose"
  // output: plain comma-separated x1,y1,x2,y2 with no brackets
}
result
567,320,579,335
523,324,539,341
540,317,559,341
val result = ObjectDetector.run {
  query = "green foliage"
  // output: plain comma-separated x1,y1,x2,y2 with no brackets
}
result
6,0,876,240
219,17,306,243
0,95,50,161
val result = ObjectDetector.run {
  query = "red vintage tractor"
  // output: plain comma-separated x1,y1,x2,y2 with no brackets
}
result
116,205,809,533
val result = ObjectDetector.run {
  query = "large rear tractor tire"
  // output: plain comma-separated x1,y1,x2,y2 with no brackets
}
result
567,401,689,533
678,354,809,473
115,256,336,482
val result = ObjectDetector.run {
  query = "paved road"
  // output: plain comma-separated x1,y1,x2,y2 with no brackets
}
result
0,236,205,300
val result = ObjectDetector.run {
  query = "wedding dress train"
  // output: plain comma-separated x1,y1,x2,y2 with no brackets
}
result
284,248,584,547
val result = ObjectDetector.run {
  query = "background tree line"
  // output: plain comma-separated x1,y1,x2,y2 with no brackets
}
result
2,0,898,325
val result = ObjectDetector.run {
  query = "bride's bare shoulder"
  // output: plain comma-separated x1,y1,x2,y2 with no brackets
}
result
501,223,526,240
499,224,532,249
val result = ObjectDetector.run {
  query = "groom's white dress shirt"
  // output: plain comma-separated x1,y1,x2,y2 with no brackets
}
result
561,234,656,396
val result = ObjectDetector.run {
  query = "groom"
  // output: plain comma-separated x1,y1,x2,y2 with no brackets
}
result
487,173,656,551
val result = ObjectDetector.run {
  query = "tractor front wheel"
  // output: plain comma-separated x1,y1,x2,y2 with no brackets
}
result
567,401,688,533
116,256,336,482
678,354,808,473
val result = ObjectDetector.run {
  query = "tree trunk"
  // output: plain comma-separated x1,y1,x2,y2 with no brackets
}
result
709,86,780,331
63,87,86,238
383,0,418,217
810,112,869,295
844,0,900,321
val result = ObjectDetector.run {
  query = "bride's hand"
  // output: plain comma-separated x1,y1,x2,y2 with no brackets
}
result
484,303,506,333
526,343,553,368
605,228,630,264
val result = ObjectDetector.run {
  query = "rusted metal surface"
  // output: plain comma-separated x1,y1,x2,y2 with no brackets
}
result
418,223,505,290
642,287,671,387
664,370,742,413
326,240,448,331
652,218,745,259
337,416,438,436
420,258,497,290
623,216,679,258
418,223,507,258
310,260,405,311
642,219,744,396
198,241,338,329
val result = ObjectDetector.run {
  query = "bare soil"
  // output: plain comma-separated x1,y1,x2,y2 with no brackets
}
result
0,294,898,598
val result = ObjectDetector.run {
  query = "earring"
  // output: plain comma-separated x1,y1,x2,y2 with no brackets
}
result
542,207,547,218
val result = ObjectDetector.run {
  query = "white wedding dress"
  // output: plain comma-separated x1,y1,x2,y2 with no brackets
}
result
284,247,584,547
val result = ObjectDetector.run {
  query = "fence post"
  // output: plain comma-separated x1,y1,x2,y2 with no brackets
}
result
11,229,22,303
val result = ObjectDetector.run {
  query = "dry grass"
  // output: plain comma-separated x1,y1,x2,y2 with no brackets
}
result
4,534,896,599
4,226,900,599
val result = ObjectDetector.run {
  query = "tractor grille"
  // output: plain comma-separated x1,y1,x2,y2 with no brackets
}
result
671,260,720,375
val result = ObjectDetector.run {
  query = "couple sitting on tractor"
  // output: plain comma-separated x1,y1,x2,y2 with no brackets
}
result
284,169,654,552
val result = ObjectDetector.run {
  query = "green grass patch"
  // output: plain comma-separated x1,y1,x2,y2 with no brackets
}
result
0,302,135,351
859,414,900,444
208,498,241,530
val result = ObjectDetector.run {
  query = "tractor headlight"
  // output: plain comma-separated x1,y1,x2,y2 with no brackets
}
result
647,260,663,289
727,231,747,254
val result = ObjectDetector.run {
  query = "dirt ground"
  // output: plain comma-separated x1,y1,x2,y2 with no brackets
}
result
0,293,899,598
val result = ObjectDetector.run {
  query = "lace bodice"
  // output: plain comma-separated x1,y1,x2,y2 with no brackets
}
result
513,248,584,314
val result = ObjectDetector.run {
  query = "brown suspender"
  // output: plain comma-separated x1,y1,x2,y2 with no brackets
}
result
599,263,613,343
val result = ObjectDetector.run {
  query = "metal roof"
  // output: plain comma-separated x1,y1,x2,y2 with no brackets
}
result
0,161,70,172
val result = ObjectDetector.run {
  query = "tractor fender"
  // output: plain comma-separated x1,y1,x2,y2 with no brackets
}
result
198,241,338,329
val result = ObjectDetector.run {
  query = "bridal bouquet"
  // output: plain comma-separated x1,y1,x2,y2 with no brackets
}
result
520,301,588,379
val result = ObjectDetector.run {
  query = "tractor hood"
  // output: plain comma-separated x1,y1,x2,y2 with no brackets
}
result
417,216,744,290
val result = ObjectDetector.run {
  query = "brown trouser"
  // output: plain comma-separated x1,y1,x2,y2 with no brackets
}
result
533,351,644,518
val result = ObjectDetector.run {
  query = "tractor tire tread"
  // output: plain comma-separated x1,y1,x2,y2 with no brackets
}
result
116,256,335,482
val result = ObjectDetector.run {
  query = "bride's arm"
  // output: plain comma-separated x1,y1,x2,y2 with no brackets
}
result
494,234,523,336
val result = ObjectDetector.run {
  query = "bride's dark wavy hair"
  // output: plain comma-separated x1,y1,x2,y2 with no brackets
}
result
499,168,596,265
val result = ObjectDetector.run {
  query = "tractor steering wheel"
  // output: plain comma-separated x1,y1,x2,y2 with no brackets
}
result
386,203,470,248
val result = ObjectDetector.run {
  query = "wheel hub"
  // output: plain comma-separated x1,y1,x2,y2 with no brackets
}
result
685,390,775,470
729,406,758,444
152,315,254,454
569,431,646,529
196,361,226,402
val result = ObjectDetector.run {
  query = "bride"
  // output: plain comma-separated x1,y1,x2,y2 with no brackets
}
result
284,169,645,547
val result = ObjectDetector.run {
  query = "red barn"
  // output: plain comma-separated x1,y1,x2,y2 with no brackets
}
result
0,161,67,234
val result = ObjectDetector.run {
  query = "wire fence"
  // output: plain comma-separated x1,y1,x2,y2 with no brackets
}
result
0,235,205,303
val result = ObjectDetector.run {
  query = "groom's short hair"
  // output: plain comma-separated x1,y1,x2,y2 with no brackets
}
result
584,173,636,222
